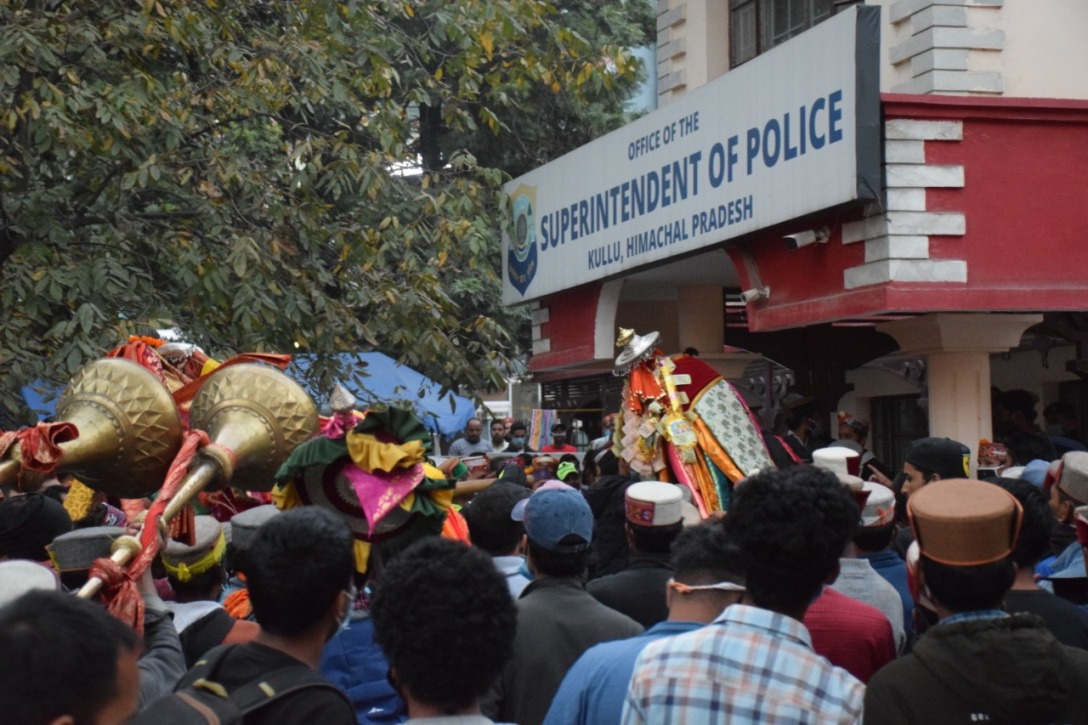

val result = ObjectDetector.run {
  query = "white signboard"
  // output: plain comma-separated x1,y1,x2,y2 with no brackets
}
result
502,5,880,305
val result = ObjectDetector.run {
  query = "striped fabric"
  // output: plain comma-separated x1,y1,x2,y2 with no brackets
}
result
623,604,864,725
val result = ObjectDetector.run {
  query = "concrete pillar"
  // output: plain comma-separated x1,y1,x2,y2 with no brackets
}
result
676,284,724,355
877,313,1042,475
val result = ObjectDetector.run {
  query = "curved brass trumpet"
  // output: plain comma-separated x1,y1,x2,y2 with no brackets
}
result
78,362,318,599
0,359,183,498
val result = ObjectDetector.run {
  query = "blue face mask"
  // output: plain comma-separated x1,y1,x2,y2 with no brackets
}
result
511,437,526,446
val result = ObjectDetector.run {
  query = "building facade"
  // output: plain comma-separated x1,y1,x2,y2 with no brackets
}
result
503,1,1088,469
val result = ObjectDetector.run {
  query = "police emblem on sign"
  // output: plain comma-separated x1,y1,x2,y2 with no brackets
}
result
506,184,537,296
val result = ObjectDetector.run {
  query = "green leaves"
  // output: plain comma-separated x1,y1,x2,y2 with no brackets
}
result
0,0,650,423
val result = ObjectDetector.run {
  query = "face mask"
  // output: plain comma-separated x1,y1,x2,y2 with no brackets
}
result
338,582,358,634
511,437,526,446
552,436,566,445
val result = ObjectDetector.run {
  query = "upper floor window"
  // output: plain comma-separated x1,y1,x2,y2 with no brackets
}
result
730,0,835,67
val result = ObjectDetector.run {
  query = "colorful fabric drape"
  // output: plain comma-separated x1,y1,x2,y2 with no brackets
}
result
528,409,557,451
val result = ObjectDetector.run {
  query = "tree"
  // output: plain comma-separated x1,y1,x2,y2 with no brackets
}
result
0,0,651,422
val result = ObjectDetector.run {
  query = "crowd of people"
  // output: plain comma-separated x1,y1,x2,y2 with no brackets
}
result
3,399,1088,724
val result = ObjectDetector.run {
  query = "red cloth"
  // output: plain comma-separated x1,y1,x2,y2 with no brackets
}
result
539,443,578,453
669,354,723,410
804,587,897,683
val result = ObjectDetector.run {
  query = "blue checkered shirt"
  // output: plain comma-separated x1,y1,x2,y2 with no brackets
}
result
622,604,864,724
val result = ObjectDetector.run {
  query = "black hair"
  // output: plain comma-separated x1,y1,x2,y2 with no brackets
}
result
510,421,527,435
628,521,683,555
993,477,1055,569
371,538,516,712
559,453,580,467
597,450,620,476
1004,432,1057,466
999,389,1038,422
528,536,589,578
246,507,354,637
0,590,139,724
463,483,530,556
550,423,567,433
670,523,745,586
853,519,897,553
921,556,1016,612
724,466,858,611
167,564,227,601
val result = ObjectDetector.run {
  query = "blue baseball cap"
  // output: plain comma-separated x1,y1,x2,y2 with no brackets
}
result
511,487,593,552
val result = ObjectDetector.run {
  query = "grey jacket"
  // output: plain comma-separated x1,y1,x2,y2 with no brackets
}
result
481,576,643,725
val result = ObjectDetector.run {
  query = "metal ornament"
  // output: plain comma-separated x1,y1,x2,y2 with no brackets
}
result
0,359,183,498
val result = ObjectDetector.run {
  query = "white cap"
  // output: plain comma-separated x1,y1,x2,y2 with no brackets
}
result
860,481,896,527
0,560,60,609
812,446,859,479
625,482,683,527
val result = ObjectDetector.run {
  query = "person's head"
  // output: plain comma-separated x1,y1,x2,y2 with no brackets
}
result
666,523,746,620
724,466,858,616
463,482,530,557
837,415,869,445
226,504,279,576
0,590,140,724
999,389,1039,433
853,481,898,553
1044,401,1078,436
513,486,593,578
994,477,1054,570
1051,451,1088,524
509,421,527,444
549,422,568,447
1004,431,1056,467
596,449,620,477
0,493,73,562
463,418,483,444
490,420,506,444
902,437,970,497
625,481,684,555
908,479,1021,614
502,417,515,436
246,507,355,639
371,538,516,715
161,516,226,602
557,456,580,487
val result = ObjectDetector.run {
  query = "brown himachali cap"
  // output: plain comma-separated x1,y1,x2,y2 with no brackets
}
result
908,479,1022,566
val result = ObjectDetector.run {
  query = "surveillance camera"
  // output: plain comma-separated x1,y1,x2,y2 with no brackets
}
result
740,287,770,304
783,226,830,250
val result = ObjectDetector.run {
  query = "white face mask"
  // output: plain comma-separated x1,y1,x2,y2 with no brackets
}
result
337,582,358,633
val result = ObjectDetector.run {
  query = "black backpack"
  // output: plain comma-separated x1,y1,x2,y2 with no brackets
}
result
129,644,352,724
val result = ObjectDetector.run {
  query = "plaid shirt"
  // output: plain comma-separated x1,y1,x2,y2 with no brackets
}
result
622,604,864,725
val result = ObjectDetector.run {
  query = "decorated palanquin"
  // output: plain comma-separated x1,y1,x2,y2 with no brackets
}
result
612,329,777,517
272,385,467,574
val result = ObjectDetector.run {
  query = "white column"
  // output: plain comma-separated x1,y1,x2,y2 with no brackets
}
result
878,313,1042,476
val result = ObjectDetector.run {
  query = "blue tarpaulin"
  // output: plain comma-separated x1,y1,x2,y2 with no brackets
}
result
287,352,475,436
20,352,475,437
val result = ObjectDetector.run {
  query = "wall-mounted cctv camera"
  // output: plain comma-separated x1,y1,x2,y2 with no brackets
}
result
739,286,770,304
784,226,831,250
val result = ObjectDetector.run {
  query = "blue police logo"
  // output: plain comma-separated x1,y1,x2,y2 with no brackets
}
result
506,184,537,296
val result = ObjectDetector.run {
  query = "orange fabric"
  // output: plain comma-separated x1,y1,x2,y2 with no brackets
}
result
223,588,253,620
88,557,144,635
169,353,292,408
691,415,746,484
625,361,665,413
441,506,471,544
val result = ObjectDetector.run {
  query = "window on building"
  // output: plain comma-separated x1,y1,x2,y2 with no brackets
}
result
871,395,929,472
730,0,835,68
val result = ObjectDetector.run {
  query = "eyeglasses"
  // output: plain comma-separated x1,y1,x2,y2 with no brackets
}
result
668,578,746,594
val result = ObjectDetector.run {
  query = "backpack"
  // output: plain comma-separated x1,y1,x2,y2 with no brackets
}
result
130,644,351,724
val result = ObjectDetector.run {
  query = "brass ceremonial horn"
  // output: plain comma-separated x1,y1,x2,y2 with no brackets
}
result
78,362,318,600
0,359,183,498
160,362,319,521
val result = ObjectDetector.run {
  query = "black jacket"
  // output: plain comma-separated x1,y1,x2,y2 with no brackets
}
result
865,613,1088,724
583,473,636,578
586,552,672,628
